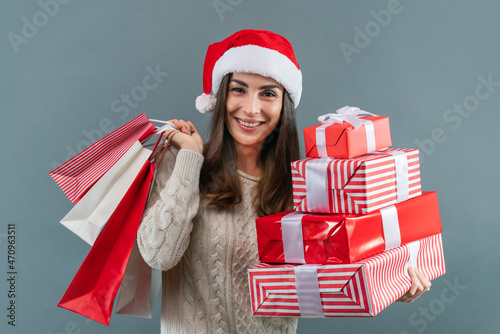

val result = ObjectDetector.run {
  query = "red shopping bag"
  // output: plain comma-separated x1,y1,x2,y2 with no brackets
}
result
50,113,155,203
57,159,155,326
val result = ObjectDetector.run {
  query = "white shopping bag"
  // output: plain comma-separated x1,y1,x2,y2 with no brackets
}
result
60,141,151,245
115,241,161,318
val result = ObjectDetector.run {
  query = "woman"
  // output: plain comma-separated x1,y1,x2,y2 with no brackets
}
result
137,29,430,334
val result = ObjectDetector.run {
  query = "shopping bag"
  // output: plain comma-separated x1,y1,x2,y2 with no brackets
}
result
50,113,155,203
115,241,161,318
57,159,155,326
113,132,171,318
60,141,151,245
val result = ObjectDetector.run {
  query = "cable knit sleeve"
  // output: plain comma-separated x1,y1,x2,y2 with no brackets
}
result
137,147,204,271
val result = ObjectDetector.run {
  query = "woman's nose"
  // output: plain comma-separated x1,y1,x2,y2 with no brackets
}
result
242,94,260,115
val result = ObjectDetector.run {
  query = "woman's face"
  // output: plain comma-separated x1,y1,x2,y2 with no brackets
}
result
225,72,284,150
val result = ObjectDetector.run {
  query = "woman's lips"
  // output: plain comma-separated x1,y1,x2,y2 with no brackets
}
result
234,117,264,131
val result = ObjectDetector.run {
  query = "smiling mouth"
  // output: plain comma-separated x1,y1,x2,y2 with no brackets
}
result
235,118,264,128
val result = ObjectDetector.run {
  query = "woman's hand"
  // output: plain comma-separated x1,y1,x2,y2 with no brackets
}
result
164,119,204,154
396,265,432,303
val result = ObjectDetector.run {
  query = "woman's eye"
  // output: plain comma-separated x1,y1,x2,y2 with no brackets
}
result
262,91,277,98
230,87,244,93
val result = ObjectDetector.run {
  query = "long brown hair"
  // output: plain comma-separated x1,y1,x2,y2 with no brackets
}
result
200,73,300,217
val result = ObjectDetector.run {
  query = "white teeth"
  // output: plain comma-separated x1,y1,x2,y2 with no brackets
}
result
236,118,261,127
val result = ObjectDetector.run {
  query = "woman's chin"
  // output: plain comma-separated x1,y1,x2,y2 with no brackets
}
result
232,135,267,150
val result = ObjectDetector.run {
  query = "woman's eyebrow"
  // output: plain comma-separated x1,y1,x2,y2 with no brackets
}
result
259,84,282,91
230,79,248,87
230,79,282,91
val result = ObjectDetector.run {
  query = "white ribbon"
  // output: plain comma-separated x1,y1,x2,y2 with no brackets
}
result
388,151,409,202
281,212,307,264
380,205,401,251
361,119,376,153
294,265,325,317
316,106,378,157
371,150,410,203
315,123,330,157
404,240,421,279
305,158,333,213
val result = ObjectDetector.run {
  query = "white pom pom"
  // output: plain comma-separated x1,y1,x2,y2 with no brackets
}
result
195,93,217,114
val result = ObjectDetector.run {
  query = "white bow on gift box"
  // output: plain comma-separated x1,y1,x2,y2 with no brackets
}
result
315,106,379,157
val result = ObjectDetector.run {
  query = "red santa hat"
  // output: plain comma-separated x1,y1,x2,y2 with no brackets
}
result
195,29,302,113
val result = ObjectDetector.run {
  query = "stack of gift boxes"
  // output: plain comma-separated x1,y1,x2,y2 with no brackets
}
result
248,106,446,318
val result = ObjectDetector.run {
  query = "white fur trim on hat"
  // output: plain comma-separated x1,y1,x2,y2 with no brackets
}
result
195,93,217,114
211,45,302,106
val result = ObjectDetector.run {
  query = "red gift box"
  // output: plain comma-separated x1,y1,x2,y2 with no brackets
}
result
304,116,391,159
292,148,421,214
248,234,446,317
257,192,441,264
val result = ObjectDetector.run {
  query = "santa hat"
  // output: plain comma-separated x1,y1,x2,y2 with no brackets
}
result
195,29,302,113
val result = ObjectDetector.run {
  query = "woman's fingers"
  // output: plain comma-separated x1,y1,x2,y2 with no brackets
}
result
409,266,424,295
414,267,432,291
161,120,203,154
168,119,195,135
187,121,197,133
178,120,188,134
167,119,187,133
168,119,182,130
178,120,192,134
396,266,431,303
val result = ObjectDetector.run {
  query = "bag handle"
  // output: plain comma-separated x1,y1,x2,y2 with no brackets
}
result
148,132,165,158
141,121,178,144
154,135,170,168
149,119,169,124
141,118,180,170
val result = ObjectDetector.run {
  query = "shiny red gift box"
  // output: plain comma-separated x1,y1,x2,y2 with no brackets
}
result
257,191,441,264
304,116,392,159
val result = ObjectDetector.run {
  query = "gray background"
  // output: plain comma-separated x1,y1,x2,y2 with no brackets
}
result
1,0,499,333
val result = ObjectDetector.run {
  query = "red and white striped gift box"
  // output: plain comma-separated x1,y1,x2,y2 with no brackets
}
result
49,114,155,203
291,148,421,214
248,234,445,317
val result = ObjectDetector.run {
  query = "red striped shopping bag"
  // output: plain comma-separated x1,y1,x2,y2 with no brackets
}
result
49,114,155,203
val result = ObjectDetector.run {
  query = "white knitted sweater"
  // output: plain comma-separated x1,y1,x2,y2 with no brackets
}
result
137,148,298,334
